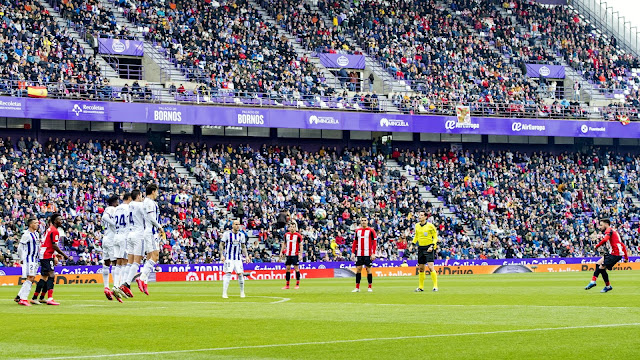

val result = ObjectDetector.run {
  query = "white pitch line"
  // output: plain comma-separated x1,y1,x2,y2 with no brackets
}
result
26,323,640,360
3,299,633,309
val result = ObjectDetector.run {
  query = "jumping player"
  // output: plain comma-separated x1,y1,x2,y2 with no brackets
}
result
32,213,70,305
412,211,439,292
280,221,304,289
125,190,145,294
585,218,629,293
220,219,249,299
351,216,377,292
15,218,40,306
101,195,121,302
139,184,165,295
113,193,133,298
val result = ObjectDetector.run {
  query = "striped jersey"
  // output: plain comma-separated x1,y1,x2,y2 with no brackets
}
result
143,198,160,235
352,227,377,257
41,225,59,259
19,230,40,263
283,232,303,256
596,228,629,260
222,231,246,261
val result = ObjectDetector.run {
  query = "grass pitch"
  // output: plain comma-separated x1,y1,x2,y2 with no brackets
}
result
1,272,639,360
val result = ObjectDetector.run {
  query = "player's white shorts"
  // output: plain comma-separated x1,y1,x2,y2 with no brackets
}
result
102,238,116,261
223,260,244,274
144,233,160,254
21,261,39,278
127,232,144,256
113,234,127,259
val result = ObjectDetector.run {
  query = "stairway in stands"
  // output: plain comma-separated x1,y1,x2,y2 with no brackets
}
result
385,158,474,238
37,0,119,79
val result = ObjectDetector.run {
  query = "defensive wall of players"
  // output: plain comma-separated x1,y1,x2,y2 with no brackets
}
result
2,258,640,286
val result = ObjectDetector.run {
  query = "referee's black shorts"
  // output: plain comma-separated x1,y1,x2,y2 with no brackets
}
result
418,245,436,264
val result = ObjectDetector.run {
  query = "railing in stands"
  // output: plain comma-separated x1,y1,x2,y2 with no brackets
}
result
0,79,637,120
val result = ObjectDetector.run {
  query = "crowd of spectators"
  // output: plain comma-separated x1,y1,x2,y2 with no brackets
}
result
115,0,336,101
0,0,103,88
455,0,640,109
2,138,640,267
395,147,640,259
0,0,154,101
0,136,213,267
175,142,464,263
311,0,545,108
48,0,135,41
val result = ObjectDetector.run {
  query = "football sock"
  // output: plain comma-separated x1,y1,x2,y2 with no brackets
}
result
141,260,156,282
222,273,231,295
285,271,290,285
295,271,300,285
40,279,49,300
128,262,140,284
431,271,438,289
355,273,361,289
47,276,55,299
592,267,601,281
18,280,32,300
367,273,373,287
238,274,245,292
113,266,121,287
123,264,131,284
33,279,46,300
102,265,110,288
418,271,426,289
601,269,610,286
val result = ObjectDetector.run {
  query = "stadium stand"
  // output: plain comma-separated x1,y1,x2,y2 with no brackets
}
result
396,147,640,259
0,136,213,266
0,0,102,86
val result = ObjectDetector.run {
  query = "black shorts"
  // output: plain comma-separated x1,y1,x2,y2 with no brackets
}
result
418,245,436,264
603,254,623,270
285,256,299,266
355,256,373,267
40,258,55,276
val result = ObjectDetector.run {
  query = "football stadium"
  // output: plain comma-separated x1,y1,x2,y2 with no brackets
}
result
1,0,640,358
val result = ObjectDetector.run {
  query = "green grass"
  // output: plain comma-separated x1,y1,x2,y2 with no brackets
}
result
1,272,639,360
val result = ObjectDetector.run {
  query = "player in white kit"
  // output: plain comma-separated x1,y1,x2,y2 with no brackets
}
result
138,184,165,295
220,219,249,299
125,189,146,294
14,218,40,306
113,193,133,298
101,195,121,302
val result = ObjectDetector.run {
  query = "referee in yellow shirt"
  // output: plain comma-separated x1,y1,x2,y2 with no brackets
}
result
412,211,438,292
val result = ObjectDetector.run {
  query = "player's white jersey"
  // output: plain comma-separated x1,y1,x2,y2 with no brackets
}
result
222,231,246,261
19,230,40,263
129,201,146,233
143,197,160,235
102,206,117,241
114,203,130,235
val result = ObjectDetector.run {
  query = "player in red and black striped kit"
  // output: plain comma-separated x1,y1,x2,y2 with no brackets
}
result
280,221,304,290
585,218,629,293
351,216,377,293
32,213,70,305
